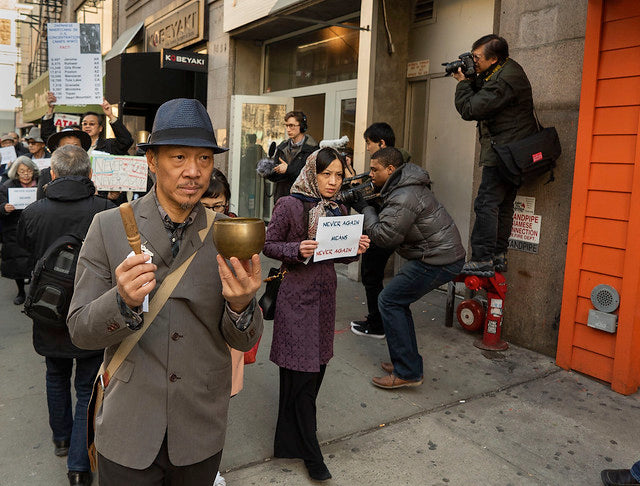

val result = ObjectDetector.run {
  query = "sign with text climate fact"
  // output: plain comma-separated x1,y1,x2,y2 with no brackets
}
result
47,23,103,105
161,49,208,72
314,214,364,262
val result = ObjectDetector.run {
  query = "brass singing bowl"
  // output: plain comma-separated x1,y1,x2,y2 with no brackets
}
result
213,218,266,260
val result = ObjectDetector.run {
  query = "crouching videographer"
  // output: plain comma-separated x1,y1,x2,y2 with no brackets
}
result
450,34,538,277
351,147,465,390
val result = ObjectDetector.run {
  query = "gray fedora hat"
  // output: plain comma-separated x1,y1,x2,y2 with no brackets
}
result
138,98,228,153
26,127,44,143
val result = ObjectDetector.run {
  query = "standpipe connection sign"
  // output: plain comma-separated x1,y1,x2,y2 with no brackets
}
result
508,195,541,254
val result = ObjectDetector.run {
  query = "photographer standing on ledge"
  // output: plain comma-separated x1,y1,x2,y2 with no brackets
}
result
452,34,538,277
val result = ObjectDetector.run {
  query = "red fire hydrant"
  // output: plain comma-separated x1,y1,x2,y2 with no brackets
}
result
456,272,508,351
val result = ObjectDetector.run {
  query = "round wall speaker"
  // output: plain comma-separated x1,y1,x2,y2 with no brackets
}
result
590,284,620,313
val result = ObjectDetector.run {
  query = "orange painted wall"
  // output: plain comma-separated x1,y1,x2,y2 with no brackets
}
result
557,0,640,395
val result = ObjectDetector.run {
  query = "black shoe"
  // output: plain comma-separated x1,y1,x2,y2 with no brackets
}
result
68,471,92,486
305,461,332,481
13,293,25,305
461,260,495,278
493,252,507,273
54,439,69,457
601,469,639,486
350,322,385,339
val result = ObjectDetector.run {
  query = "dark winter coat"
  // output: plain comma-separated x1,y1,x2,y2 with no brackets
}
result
271,135,318,202
454,58,538,166
362,163,465,265
0,178,38,279
263,196,356,372
17,176,115,358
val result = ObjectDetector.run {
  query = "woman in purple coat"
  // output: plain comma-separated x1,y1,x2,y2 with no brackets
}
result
264,147,369,481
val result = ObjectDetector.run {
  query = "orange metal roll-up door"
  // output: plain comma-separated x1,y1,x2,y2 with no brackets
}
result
557,0,640,395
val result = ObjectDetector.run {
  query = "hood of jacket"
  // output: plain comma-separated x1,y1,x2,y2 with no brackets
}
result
45,176,97,202
381,162,431,196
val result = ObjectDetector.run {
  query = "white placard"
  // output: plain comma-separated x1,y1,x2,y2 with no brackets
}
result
313,214,364,262
8,187,37,210
54,113,82,128
91,154,148,192
33,158,51,171
0,146,17,165
513,195,535,214
48,23,103,105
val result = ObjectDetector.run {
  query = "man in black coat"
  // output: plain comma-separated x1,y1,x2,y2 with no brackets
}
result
453,34,538,277
18,144,115,486
270,111,318,203
352,148,465,390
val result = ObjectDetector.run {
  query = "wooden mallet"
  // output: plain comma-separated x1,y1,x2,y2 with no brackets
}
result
119,202,142,255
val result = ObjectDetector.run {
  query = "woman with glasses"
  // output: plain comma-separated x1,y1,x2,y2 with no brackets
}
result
201,168,237,217
0,156,39,304
269,111,318,204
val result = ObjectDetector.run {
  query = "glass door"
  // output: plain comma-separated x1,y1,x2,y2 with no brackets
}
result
229,95,294,221
335,88,357,147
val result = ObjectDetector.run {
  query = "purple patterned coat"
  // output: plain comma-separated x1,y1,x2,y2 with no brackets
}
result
263,196,357,372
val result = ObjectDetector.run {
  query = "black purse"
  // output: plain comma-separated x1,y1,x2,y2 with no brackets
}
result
258,267,286,320
493,112,562,186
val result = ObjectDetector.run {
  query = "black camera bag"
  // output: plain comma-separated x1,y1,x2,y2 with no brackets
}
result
23,234,83,327
493,125,561,186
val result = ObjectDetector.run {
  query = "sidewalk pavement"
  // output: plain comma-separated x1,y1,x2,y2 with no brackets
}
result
0,257,638,486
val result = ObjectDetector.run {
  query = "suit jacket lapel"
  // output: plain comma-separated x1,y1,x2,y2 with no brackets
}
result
169,204,210,272
136,193,173,269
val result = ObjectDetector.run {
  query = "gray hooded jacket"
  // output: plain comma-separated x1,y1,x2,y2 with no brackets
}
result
363,163,466,265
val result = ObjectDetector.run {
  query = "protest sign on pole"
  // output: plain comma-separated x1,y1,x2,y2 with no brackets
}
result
91,153,148,192
53,113,82,128
314,214,364,262
48,23,103,105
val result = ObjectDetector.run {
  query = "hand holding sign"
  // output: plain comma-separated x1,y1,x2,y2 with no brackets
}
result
314,214,365,262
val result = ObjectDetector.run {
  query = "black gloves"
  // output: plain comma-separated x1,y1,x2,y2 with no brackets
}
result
350,191,369,213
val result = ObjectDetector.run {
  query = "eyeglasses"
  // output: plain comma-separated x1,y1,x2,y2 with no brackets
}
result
202,203,227,212
82,121,98,127
284,124,300,129
17,168,34,176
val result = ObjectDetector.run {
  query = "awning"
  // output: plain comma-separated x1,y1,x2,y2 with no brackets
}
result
103,21,144,64
229,0,361,41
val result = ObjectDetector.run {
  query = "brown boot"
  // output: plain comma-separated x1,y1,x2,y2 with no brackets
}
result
372,374,423,389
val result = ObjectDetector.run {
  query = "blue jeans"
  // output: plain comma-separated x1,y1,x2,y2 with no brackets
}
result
631,460,640,481
378,258,464,380
45,355,102,472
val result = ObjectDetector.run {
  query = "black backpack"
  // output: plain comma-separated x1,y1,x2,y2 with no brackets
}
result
23,234,83,327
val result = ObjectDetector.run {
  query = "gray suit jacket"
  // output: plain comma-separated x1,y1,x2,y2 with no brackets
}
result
68,192,263,469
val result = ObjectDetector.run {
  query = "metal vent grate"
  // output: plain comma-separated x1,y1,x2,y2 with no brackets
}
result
414,0,435,24
590,284,620,313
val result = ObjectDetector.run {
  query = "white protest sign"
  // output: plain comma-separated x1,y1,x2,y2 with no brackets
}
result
509,212,542,254
0,146,17,165
91,153,148,192
48,23,103,105
8,187,37,210
314,214,364,262
54,113,82,128
33,158,51,171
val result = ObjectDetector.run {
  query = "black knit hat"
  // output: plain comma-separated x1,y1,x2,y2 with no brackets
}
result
137,98,228,153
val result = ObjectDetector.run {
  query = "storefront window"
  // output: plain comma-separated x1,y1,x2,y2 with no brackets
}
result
76,0,113,55
265,19,359,92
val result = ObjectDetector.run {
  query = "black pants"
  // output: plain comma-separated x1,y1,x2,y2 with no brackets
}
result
361,243,394,327
274,365,327,467
98,434,222,486
470,165,518,261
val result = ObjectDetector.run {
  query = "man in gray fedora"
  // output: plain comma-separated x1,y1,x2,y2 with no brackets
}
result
68,98,263,485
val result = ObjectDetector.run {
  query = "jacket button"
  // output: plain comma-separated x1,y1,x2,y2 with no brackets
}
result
169,373,181,382
171,332,183,341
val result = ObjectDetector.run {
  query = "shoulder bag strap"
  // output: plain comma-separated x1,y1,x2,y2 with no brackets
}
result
102,208,216,385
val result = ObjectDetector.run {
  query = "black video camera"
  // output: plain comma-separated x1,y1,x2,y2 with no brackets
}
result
442,52,475,77
337,177,378,206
